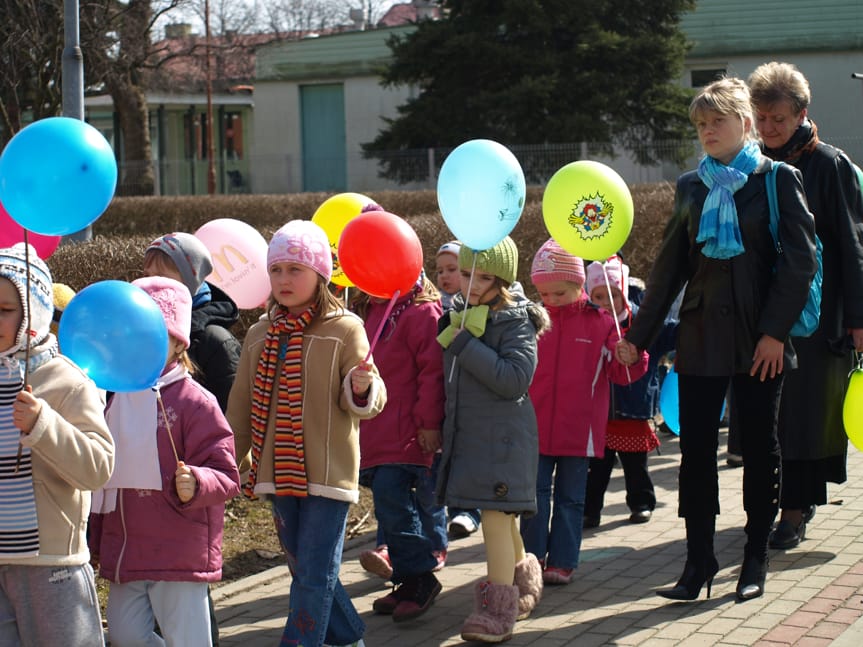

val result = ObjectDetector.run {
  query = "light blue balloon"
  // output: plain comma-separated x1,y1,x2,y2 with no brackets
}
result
437,139,526,250
59,281,169,392
0,117,117,236
659,365,680,435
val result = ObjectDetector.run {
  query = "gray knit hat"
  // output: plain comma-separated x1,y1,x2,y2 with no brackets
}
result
0,243,53,349
146,232,214,295
458,236,518,286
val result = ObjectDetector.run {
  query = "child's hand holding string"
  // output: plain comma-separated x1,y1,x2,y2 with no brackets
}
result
351,362,373,398
418,428,441,454
13,386,41,435
175,462,197,503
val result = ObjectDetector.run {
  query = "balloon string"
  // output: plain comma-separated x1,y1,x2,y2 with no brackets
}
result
15,230,33,473
364,291,400,363
602,263,632,384
448,254,478,383
156,390,182,466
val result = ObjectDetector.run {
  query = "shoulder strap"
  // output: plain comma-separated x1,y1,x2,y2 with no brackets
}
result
765,160,782,253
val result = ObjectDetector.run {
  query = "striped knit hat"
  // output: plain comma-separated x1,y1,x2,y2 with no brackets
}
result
458,236,518,286
0,243,53,350
530,238,585,285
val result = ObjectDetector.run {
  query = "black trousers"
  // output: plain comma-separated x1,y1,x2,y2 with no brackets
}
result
677,373,783,552
585,449,655,518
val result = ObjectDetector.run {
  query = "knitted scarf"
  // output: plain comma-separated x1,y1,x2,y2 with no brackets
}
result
763,119,819,163
696,140,762,259
246,306,315,498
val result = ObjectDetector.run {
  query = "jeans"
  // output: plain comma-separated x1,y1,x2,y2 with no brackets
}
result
271,495,364,647
364,465,437,583
520,455,589,570
415,454,448,552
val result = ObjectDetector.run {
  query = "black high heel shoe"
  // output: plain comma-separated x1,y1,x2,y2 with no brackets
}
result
736,555,768,601
656,559,719,601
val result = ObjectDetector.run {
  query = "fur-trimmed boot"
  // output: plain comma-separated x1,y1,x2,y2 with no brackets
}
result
513,553,543,620
460,581,519,643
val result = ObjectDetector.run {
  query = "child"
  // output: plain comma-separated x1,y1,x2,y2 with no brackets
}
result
0,244,114,647
145,232,242,412
351,272,446,622
226,220,386,647
89,276,240,647
520,240,648,587
436,236,549,642
435,240,481,538
583,256,677,527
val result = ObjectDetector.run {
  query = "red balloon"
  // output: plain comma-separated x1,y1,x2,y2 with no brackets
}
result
338,211,423,299
0,202,61,259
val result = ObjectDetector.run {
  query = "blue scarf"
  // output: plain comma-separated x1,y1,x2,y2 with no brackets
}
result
696,140,762,259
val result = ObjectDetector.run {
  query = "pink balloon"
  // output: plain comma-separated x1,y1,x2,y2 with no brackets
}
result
194,219,269,309
0,202,61,259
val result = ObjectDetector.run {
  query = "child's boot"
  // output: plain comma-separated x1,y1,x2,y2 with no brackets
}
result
460,581,519,643
513,553,543,620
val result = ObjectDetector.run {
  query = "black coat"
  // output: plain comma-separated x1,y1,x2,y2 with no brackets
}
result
189,283,242,412
627,157,818,377
776,142,863,461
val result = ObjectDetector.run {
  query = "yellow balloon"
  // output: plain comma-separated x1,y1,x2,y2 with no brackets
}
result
542,160,634,261
843,369,863,452
312,193,376,287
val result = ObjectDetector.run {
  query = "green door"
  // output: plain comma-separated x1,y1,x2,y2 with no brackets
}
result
300,84,347,191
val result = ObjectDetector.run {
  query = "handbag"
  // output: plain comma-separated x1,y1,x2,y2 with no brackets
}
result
765,160,823,337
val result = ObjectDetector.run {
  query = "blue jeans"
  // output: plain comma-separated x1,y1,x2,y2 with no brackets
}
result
520,455,588,570
271,495,364,647
416,454,448,552
363,465,437,583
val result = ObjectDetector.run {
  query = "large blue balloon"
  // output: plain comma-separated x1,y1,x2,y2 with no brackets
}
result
58,281,168,392
0,117,117,236
437,139,526,250
659,365,680,435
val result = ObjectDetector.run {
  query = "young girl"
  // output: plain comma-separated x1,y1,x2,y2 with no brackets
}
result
352,273,446,623
0,244,114,647
583,256,677,527
618,77,818,602
89,276,240,646
227,220,386,647
436,236,549,643
520,240,648,588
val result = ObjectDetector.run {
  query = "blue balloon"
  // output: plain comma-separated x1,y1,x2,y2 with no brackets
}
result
0,117,117,236
58,281,168,392
437,139,526,250
659,365,680,435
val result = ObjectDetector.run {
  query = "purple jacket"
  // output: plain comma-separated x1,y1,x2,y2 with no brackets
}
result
529,297,649,458
89,374,241,583
359,296,445,469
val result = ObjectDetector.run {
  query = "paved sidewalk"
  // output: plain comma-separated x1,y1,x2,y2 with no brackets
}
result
213,429,863,646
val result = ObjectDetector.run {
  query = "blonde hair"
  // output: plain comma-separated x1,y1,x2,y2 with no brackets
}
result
143,248,177,275
489,278,516,311
689,77,757,140
266,275,345,322
748,61,810,115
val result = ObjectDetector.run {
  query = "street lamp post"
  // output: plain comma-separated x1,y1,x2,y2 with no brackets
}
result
205,0,216,195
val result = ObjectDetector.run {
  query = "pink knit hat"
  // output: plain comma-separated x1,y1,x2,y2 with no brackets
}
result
268,220,333,283
530,238,585,285
586,257,630,307
132,276,193,349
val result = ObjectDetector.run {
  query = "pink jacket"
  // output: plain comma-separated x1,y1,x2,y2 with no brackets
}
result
529,298,648,458
89,373,241,583
359,296,445,469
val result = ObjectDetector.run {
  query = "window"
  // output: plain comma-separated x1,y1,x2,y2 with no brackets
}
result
691,68,726,88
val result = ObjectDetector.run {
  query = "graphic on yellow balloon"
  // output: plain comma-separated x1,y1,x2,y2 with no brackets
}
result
843,366,863,452
542,160,634,261
312,193,376,287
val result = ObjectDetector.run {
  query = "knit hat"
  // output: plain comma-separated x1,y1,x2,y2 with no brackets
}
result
0,243,53,349
131,276,193,349
50,283,76,337
268,220,333,283
437,241,462,258
530,238,585,285
586,257,631,310
146,232,214,296
458,237,518,286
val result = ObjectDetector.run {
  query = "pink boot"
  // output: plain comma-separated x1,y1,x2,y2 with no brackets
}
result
461,581,519,643
513,553,543,620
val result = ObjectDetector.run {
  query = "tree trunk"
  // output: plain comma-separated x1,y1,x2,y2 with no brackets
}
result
109,78,154,195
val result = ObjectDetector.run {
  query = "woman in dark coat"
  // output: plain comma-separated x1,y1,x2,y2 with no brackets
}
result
617,77,818,602
748,61,863,549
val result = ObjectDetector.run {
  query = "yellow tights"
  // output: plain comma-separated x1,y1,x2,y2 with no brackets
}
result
481,510,526,585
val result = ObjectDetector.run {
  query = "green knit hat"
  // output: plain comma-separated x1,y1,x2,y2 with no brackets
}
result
458,236,518,285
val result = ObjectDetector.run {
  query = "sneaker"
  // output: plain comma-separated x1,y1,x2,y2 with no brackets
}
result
726,453,743,468
542,566,574,585
360,545,393,580
448,513,479,539
432,549,447,572
391,572,442,622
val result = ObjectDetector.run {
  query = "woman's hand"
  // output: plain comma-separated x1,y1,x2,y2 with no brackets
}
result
750,334,784,381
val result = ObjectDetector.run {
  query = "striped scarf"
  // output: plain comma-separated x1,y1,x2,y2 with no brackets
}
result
245,306,315,498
